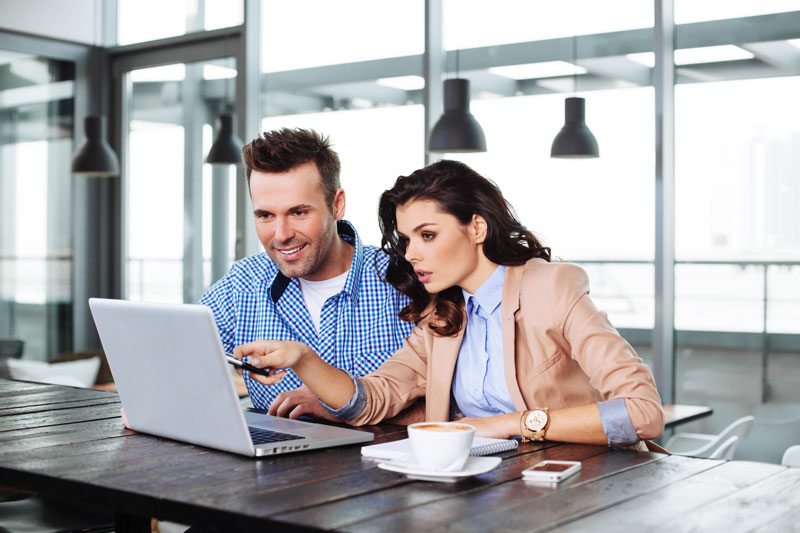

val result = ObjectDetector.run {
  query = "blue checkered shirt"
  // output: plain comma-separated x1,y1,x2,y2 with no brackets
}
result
200,220,414,409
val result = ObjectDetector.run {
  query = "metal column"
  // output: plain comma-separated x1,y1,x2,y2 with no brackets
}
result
424,0,444,165
654,0,676,404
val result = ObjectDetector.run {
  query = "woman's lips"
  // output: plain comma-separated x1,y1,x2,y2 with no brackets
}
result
415,270,432,283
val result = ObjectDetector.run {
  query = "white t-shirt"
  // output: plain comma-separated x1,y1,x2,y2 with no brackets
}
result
298,270,350,333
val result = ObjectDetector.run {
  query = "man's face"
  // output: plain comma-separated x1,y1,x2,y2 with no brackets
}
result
250,161,345,280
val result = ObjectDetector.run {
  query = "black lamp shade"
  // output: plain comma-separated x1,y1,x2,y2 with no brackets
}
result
71,116,120,177
206,114,244,165
428,79,487,153
551,97,599,159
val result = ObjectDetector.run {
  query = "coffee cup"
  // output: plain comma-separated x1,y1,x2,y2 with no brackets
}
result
407,422,475,472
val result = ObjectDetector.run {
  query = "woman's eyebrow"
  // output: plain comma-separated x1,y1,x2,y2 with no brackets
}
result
412,222,437,232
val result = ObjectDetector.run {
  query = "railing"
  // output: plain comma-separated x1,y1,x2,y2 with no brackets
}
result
2,255,798,401
572,259,800,402
0,255,72,303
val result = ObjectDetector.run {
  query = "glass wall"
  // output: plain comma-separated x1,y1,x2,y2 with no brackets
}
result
675,0,800,23
0,51,74,360
440,0,655,330
117,0,244,45
673,55,800,462
258,0,425,248
5,1,800,462
124,59,237,303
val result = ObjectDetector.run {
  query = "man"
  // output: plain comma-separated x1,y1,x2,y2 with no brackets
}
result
200,128,414,419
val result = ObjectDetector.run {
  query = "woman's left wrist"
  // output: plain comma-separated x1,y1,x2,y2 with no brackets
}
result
506,412,520,438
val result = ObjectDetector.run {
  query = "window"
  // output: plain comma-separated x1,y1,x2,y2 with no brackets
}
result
440,1,655,329
0,53,74,360
124,60,237,302
258,0,425,249
117,0,244,45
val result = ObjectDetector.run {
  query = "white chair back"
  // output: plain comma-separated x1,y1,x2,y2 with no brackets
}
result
716,415,755,443
665,415,755,459
782,445,800,467
708,436,738,460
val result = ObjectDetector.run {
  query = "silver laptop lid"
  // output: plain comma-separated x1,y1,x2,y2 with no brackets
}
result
89,298,257,455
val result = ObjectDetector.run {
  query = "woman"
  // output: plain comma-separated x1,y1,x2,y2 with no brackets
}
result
237,160,664,447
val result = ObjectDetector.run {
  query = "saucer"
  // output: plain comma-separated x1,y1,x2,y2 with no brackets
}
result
378,455,502,483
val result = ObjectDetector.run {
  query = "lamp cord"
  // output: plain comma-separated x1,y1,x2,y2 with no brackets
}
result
455,7,460,78
571,0,579,95
222,34,231,114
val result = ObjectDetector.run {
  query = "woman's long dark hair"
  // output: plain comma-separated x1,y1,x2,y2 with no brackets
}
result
378,160,550,336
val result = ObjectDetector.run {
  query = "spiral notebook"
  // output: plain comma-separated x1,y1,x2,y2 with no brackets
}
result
361,436,518,460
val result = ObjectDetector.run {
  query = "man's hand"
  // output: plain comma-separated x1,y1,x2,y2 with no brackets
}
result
268,385,340,422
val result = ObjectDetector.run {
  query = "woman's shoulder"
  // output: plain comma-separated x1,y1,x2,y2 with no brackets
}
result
514,259,591,305
519,258,589,285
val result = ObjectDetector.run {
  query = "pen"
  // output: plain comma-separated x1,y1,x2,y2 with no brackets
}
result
225,353,271,376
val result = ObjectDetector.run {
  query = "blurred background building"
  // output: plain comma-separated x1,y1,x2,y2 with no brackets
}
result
0,0,798,463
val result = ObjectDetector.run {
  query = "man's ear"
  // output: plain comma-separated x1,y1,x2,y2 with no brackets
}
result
472,214,488,244
332,188,346,220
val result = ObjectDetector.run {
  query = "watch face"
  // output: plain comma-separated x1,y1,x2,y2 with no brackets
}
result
526,410,548,431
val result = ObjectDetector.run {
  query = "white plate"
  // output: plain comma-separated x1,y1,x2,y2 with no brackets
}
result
378,455,502,483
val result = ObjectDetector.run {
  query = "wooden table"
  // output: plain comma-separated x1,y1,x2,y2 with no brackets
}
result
663,404,714,428
2,379,798,532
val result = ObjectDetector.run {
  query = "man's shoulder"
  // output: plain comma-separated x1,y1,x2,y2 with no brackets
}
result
355,244,393,281
216,253,278,291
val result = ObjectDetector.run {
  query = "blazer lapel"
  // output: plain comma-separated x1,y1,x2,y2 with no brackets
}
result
502,265,527,410
426,324,465,421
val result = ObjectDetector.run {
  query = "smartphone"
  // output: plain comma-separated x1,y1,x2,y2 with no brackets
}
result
225,354,270,377
521,460,581,483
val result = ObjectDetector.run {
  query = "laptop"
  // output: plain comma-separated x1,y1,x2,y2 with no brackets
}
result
88,298,373,457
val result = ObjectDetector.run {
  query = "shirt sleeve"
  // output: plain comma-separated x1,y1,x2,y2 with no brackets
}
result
597,398,640,447
199,276,236,354
318,371,367,421
558,264,665,441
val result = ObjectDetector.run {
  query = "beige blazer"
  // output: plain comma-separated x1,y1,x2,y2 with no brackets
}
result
350,259,665,441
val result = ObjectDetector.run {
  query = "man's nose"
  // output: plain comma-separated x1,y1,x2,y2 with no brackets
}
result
273,217,295,244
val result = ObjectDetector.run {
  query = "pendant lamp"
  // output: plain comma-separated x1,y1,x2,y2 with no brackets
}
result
550,97,599,158
550,32,599,158
71,116,120,177
206,50,244,165
206,113,244,165
429,78,486,153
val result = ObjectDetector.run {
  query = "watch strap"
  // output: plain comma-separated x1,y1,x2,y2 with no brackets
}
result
519,410,531,443
520,407,550,442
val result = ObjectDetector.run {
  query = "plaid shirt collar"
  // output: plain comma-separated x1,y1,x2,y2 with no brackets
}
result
268,219,366,304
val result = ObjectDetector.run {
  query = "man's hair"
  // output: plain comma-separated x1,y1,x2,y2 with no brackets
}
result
241,128,341,208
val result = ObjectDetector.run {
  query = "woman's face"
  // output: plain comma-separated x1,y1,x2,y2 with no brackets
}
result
396,198,492,294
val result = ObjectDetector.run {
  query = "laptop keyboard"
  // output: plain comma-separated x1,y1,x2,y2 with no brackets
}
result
248,426,306,445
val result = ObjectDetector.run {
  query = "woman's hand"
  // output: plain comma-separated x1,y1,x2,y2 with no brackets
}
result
459,413,518,439
232,341,356,409
233,340,312,387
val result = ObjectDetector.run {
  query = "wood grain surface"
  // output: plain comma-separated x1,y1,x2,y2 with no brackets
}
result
0,379,792,533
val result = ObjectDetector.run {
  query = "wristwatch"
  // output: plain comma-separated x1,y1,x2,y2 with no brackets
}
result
520,408,550,442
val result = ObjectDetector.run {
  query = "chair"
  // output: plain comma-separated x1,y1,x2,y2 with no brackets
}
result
707,436,739,460
0,494,114,533
665,415,755,459
0,338,24,359
0,338,24,379
781,445,800,467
